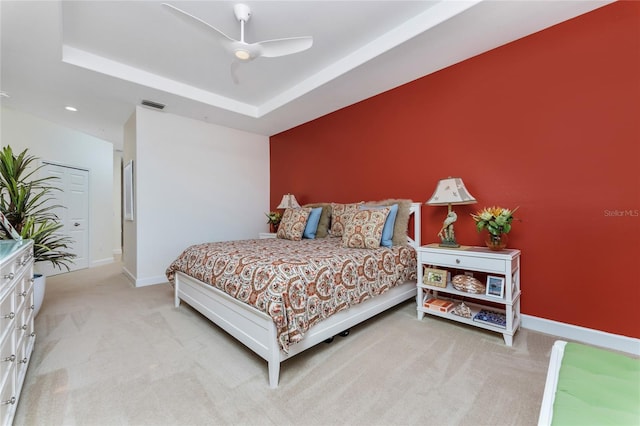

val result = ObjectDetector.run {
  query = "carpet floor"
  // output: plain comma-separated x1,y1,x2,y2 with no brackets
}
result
14,261,557,425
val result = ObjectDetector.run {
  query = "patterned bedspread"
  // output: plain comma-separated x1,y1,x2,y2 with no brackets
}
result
166,237,416,351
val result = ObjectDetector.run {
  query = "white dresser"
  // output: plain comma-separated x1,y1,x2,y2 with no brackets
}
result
0,240,35,426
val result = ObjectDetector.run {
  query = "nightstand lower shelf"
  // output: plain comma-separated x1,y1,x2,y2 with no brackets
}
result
418,292,521,346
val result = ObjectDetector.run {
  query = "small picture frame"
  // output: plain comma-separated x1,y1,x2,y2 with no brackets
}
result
423,267,448,288
486,275,505,298
123,160,134,221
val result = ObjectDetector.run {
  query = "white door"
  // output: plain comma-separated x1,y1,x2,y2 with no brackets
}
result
38,163,90,276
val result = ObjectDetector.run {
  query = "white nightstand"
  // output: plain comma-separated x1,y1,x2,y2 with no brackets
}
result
416,244,521,345
258,232,277,239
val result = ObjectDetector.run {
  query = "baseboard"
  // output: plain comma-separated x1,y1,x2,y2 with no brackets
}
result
133,275,167,287
91,257,115,268
121,267,167,287
522,314,640,356
122,266,136,286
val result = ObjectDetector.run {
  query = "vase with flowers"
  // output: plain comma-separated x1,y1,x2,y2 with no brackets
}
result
265,211,282,233
471,206,518,250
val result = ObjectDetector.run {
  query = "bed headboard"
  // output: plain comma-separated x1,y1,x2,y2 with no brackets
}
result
408,202,421,248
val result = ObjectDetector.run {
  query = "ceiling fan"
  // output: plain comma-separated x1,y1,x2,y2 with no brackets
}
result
162,3,313,83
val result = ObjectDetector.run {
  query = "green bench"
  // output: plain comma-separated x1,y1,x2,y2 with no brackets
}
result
538,340,640,425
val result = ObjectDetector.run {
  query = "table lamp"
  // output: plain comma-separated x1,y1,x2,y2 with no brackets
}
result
277,193,300,209
426,177,476,247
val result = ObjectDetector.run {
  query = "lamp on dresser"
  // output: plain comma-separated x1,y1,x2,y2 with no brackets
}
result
277,193,300,209
426,177,477,247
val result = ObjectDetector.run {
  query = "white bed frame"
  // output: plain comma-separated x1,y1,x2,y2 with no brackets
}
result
174,202,421,388
538,340,567,426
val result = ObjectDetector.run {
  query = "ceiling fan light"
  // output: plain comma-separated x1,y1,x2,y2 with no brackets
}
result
234,49,251,60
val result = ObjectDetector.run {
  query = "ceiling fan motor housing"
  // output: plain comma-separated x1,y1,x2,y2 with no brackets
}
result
234,4,251,22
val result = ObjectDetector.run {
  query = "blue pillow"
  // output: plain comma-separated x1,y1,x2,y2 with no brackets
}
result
360,204,398,247
303,207,323,239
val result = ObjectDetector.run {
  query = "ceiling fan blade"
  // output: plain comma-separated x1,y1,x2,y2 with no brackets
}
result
162,3,235,43
255,36,313,58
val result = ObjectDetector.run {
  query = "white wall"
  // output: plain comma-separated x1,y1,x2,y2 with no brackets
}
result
123,106,270,286
0,106,116,268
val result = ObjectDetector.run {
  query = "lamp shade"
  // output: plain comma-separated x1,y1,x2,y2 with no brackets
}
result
426,177,477,206
276,193,301,209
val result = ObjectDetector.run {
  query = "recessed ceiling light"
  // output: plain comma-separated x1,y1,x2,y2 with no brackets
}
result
0,91,9,98
65,106,78,112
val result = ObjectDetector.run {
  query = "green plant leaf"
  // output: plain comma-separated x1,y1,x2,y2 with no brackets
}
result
0,145,75,270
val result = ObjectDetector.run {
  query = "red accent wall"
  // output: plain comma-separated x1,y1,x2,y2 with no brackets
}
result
270,2,640,338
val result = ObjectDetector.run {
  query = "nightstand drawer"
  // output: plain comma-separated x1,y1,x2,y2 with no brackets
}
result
421,251,505,273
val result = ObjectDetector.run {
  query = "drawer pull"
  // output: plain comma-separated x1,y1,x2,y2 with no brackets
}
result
4,312,15,320
30,278,35,283
21,259,28,266
18,357,28,364
18,291,27,297
20,324,28,331
30,332,36,338
456,259,461,264
3,354,16,363
3,272,14,280
31,304,35,310
1,397,16,406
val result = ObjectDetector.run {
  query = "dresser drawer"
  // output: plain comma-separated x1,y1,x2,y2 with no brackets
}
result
13,252,32,282
17,302,33,340
15,329,31,376
1,327,16,396
14,275,32,314
421,251,506,273
0,364,16,423
0,263,17,288
0,291,15,346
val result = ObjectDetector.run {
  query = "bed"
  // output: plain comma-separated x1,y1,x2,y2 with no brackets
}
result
166,201,421,388
538,340,640,426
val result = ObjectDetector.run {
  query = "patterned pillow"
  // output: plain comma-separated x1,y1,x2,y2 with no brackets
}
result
330,202,363,237
363,199,412,246
360,203,398,247
277,207,312,241
342,207,390,249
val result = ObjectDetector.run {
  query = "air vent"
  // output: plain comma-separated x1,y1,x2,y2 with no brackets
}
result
141,100,166,110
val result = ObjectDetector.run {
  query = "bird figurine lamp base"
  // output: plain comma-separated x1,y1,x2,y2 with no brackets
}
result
439,239,460,248
437,204,460,248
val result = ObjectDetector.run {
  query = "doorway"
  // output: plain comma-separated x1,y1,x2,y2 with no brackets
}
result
39,162,90,275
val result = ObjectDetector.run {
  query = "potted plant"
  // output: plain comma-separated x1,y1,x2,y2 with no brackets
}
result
0,145,76,316
471,206,519,250
265,211,282,233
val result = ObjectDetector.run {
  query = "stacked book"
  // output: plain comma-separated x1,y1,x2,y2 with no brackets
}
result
473,309,506,328
423,297,455,313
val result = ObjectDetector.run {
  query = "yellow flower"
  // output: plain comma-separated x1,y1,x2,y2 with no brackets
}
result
471,206,519,235
265,211,282,225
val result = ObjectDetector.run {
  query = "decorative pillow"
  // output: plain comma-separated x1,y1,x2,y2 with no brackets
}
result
342,208,390,249
303,203,331,238
330,202,363,237
360,203,398,247
277,207,312,241
363,199,412,246
303,207,323,239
